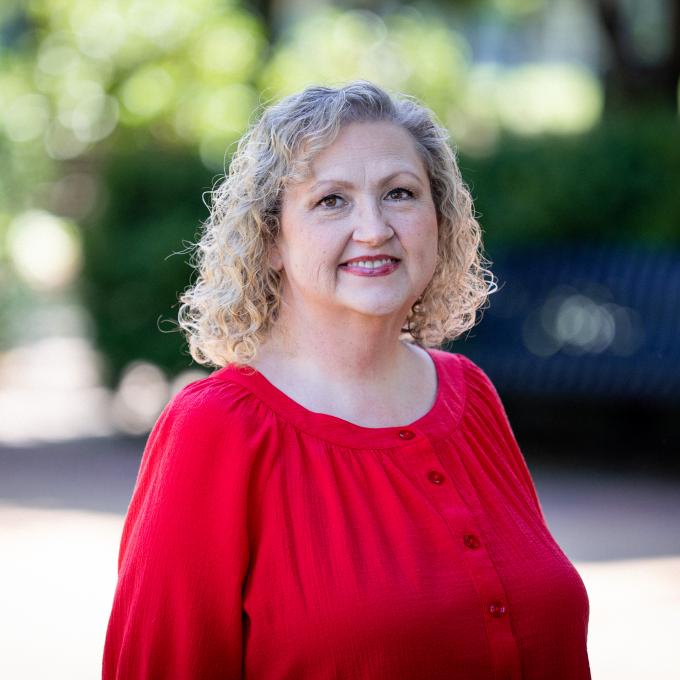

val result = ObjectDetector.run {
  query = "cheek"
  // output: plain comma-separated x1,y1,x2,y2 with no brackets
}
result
413,210,439,270
286,237,338,286
310,258,327,286
429,225,439,268
278,209,346,285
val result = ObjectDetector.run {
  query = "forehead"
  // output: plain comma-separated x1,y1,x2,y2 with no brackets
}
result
293,121,428,185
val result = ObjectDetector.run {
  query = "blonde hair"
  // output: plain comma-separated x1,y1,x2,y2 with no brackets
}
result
178,81,496,367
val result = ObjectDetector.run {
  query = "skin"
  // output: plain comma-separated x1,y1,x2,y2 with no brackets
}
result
252,121,440,427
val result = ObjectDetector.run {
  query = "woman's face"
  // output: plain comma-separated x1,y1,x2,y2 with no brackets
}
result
271,121,439,327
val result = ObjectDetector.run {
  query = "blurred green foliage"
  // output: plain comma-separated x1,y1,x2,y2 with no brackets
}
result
80,148,211,385
0,0,265,166
258,7,469,116
465,111,680,251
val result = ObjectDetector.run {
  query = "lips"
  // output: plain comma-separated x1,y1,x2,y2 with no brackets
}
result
338,256,401,277
339,255,401,268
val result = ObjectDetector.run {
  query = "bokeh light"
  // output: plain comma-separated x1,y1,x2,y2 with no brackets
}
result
111,361,169,435
6,210,82,291
495,63,603,135
522,285,645,358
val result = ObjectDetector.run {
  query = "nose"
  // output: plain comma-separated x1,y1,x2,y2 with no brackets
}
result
352,199,394,245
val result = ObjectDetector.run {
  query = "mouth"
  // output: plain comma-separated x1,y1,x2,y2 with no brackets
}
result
338,257,401,277
338,257,401,270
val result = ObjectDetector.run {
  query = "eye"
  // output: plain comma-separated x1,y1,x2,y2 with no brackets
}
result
385,187,414,201
317,194,345,209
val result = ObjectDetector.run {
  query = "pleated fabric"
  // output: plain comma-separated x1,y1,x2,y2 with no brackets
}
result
102,349,590,679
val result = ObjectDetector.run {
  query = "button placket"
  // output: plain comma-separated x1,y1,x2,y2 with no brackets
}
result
412,438,521,680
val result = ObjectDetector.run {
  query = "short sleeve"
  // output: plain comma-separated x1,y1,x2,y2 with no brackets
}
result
102,379,252,680
458,354,548,526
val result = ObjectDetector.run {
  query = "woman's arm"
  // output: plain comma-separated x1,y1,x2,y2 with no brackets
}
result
102,379,251,680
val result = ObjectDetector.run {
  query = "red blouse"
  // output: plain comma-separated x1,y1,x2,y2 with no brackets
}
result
103,349,590,679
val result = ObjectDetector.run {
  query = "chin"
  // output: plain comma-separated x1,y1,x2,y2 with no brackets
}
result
339,295,410,318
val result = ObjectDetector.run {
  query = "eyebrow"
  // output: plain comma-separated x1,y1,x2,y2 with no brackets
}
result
308,170,425,193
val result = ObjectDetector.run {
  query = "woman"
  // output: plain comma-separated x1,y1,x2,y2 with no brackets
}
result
103,81,591,679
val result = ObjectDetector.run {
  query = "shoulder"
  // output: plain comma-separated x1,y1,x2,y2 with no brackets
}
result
427,348,495,393
428,349,505,418
442,353,520,454
147,370,266,456
456,353,498,395
439,351,499,396
164,371,251,422
131,371,268,507
118,373,260,573
168,363,279,422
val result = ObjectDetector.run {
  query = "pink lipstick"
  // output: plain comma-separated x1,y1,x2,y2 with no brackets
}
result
338,255,400,277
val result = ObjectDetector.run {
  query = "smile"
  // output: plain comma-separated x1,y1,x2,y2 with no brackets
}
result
338,258,400,277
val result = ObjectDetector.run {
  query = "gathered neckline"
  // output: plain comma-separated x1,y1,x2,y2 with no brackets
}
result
212,347,466,449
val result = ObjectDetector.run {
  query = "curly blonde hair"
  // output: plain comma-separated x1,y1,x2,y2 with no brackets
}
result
178,81,496,367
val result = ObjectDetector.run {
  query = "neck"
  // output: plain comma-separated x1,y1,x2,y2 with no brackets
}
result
250,300,437,427
259,301,413,386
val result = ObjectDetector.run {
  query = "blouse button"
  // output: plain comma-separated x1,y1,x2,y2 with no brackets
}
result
398,429,415,440
488,601,507,618
463,533,481,549
427,470,445,485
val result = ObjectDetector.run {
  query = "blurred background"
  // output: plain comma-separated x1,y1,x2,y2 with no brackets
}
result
0,0,678,677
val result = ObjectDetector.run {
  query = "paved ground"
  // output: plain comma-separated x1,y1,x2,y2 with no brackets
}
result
0,437,678,679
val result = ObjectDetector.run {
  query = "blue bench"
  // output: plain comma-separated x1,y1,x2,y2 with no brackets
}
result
446,244,680,402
